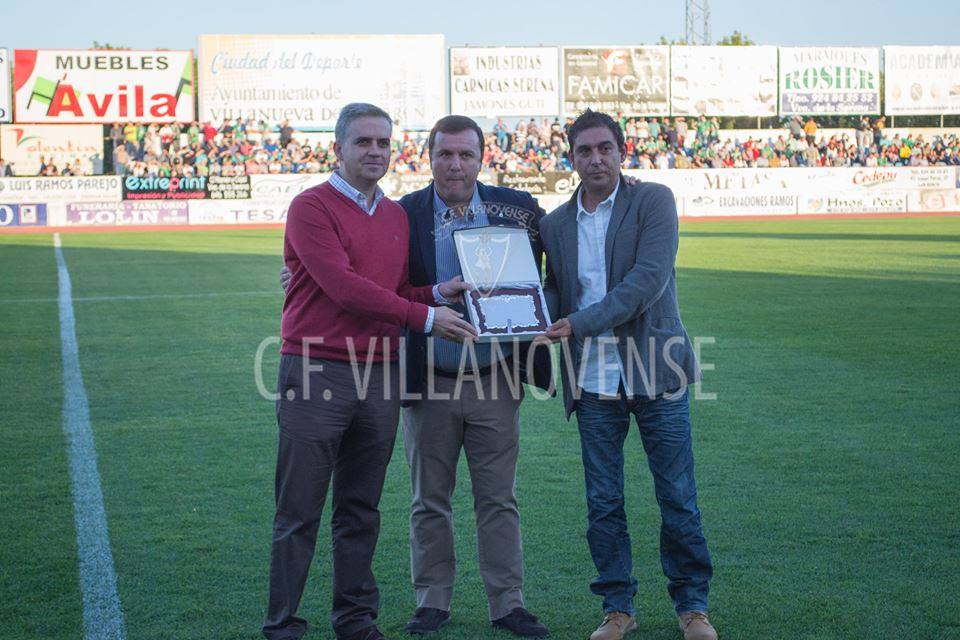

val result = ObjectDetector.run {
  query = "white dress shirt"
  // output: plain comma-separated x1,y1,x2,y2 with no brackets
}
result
575,182,631,396
328,171,384,215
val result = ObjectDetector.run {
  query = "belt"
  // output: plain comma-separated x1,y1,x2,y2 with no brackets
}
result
433,357,515,379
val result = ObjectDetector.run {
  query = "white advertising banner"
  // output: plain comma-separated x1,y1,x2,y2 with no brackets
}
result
683,191,798,217
779,47,880,115
12,49,194,123
884,46,960,115
836,166,956,190
248,173,329,201
0,124,104,175
189,199,290,225
0,175,121,203
628,168,799,194
0,48,10,123
907,189,960,213
198,34,445,129
380,173,434,199
798,191,908,214
618,167,957,217
450,47,560,117
627,166,956,194
536,194,571,213
670,46,777,116
562,46,670,116
64,201,190,226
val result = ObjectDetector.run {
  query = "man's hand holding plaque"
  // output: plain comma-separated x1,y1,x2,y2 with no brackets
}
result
533,318,573,346
437,275,472,301
431,275,477,343
431,307,478,343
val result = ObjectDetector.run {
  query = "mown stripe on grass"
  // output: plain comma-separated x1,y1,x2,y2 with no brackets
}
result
3,290,280,304
55,233,127,640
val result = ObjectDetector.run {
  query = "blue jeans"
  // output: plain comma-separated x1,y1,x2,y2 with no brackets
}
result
575,389,712,615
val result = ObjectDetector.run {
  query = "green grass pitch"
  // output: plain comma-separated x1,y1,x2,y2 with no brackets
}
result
1,217,958,639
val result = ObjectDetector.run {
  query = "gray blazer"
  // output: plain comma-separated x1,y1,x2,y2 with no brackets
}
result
540,176,701,418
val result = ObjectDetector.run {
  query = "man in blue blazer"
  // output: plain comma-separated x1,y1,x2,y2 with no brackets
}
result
538,109,717,640
397,116,552,637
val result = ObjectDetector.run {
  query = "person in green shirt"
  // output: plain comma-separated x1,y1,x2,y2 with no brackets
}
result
648,117,661,140
696,116,709,143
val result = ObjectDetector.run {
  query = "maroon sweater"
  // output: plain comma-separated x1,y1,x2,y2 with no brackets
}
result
281,181,433,362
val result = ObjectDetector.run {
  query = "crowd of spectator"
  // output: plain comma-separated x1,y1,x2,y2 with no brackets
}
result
8,116,959,178
483,115,960,171
5,155,89,177
107,120,341,178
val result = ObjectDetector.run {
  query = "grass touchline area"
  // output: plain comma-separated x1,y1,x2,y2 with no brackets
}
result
1,217,958,639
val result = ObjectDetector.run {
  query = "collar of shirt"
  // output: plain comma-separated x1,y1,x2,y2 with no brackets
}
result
576,180,620,222
329,171,384,215
433,184,483,221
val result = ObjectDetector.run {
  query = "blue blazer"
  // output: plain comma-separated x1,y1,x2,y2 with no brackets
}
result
398,181,555,398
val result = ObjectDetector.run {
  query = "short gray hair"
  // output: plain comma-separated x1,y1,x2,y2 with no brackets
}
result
335,103,392,142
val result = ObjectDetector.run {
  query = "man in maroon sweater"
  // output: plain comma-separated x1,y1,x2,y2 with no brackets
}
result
263,104,476,640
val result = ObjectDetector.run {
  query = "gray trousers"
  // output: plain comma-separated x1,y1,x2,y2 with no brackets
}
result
401,371,526,620
263,355,400,640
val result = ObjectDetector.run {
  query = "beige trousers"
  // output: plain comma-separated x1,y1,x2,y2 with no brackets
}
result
401,371,526,620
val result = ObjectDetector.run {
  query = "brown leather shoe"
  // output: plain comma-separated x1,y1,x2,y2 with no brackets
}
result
677,611,717,640
589,612,637,640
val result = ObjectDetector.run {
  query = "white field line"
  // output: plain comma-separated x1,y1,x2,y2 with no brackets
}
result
54,233,127,640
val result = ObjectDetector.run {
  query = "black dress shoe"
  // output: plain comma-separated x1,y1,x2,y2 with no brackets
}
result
405,607,451,634
340,626,387,640
491,608,549,637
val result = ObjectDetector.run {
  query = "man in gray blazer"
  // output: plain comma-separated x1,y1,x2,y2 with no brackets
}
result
537,109,717,640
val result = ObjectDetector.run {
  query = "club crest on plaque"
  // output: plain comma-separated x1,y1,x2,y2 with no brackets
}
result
459,229,511,297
